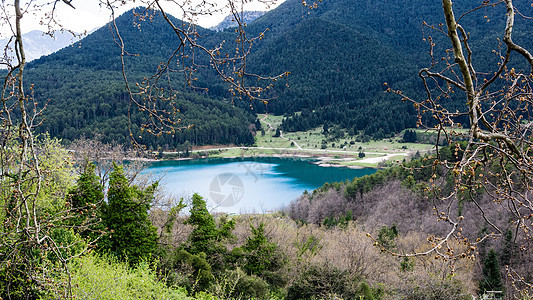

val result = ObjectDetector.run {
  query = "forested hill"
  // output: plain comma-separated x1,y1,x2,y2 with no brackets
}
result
243,0,533,137
25,8,256,148
22,0,533,146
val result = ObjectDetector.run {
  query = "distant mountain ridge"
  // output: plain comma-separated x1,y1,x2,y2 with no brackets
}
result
210,11,266,32
0,30,80,63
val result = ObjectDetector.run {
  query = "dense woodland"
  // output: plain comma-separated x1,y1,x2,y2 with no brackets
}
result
26,9,257,148
21,0,533,146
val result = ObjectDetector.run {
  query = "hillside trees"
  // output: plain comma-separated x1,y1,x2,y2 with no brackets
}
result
0,0,90,296
389,0,533,295
101,0,288,149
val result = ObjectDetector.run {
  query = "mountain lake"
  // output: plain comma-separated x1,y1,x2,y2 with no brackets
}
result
143,157,376,213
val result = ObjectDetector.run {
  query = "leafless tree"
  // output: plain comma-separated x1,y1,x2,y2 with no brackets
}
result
386,0,533,295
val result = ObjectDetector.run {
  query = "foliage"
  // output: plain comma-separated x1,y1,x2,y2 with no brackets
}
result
59,253,191,300
241,223,283,276
273,127,281,138
22,0,533,145
286,264,373,300
402,129,417,143
480,249,504,295
0,136,80,298
26,9,257,148
99,164,158,265
185,193,235,256
222,268,270,300
395,271,471,300
66,163,105,240
170,249,214,292
323,210,353,229
377,225,399,251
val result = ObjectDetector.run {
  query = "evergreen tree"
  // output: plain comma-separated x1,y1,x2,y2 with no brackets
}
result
66,163,104,240
254,118,262,131
100,164,158,265
402,129,417,143
241,223,282,277
185,193,235,256
480,248,503,294
500,229,514,266
273,127,281,138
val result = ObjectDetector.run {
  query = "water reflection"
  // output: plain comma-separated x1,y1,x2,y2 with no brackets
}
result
144,157,375,214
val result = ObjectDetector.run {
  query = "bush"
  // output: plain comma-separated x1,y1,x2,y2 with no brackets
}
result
395,270,471,300
222,268,270,300
63,254,191,299
286,264,360,300
170,249,214,292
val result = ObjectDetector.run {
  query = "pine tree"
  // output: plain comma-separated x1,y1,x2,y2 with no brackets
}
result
185,193,235,256
242,223,282,276
500,229,514,266
66,163,104,239
479,248,503,294
100,164,158,265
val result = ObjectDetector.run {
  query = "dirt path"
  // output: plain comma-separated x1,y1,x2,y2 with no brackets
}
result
178,114,414,166
357,152,408,164
260,114,302,150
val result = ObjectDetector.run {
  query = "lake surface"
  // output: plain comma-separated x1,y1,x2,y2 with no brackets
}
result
144,157,376,213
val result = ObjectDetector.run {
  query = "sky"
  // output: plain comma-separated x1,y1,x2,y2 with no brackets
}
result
1,0,285,37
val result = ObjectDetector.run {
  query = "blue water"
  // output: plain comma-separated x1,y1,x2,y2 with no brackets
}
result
144,157,375,213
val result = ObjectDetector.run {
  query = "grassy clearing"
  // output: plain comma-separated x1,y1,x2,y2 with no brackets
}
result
179,114,436,167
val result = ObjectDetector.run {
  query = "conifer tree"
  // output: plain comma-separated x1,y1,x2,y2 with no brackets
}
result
185,193,235,256
242,223,282,276
67,163,104,239
100,164,158,265
480,248,503,294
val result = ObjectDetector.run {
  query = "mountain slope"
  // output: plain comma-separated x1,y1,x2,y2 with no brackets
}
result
18,0,533,146
249,17,418,136
242,0,533,136
25,9,256,148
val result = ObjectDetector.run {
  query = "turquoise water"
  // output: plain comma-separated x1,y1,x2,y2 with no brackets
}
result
144,157,375,213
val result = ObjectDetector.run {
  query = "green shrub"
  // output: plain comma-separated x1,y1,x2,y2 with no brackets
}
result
59,254,191,300
222,268,270,299
286,264,359,300
171,249,214,292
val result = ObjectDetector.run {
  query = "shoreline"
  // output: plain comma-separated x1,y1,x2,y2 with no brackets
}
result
145,146,407,169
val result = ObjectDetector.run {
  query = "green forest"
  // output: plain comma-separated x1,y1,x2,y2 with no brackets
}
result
19,0,533,146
